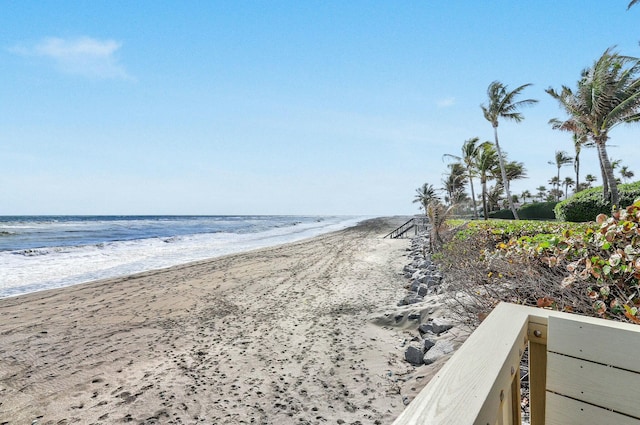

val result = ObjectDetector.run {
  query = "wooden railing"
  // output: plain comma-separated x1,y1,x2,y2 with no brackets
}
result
385,216,429,239
392,302,640,425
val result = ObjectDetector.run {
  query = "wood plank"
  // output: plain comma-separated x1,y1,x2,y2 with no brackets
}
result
392,302,529,425
547,352,640,419
547,315,640,372
546,392,640,425
510,366,521,425
528,341,546,425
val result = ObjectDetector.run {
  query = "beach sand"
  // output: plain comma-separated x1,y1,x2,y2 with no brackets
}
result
0,217,454,425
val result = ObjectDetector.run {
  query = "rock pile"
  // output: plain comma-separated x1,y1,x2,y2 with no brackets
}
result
398,230,456,366
398,232,443,306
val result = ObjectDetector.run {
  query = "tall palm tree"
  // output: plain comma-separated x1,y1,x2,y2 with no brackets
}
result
443,137,482,219
413,183,439,214
473,142,499,220
548,176,560,200
536,186,547,202
547,48,640,207
482,81,538,220
548,150,573,199
563,177,575,199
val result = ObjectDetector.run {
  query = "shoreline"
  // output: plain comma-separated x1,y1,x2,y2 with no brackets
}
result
0,216,454,424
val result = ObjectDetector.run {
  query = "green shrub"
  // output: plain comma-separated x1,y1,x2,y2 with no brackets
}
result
487,209,514,219
486,202,558,220
554,181,640,222
518,201,558,220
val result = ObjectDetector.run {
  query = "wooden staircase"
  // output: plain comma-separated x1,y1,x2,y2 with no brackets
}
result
384,216,428,239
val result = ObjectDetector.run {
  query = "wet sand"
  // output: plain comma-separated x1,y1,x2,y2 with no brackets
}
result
0,217,445,425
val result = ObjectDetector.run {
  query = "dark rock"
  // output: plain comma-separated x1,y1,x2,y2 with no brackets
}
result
404,346,424,366
431,318,453,334
407,312,421,321
422,338,436,352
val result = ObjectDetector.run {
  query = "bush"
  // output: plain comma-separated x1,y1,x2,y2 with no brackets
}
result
487,202,558,220
518,201,558,220
554,181,640,222
487,209,514,219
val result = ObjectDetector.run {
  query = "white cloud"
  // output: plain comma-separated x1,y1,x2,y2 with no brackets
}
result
11,36,133,80
436,96,455,108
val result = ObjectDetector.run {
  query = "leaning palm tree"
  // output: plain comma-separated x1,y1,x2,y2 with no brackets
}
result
482,81,538,220
547,48,640,207
443,137,482,219
413,183,439,214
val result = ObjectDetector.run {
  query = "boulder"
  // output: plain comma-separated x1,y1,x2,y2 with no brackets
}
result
423,340,455,365
404,345,424,366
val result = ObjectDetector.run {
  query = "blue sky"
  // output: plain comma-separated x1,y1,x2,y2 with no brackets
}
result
1,1,639,215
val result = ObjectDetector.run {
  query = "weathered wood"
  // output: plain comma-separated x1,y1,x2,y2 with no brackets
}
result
546,392,640,425
510,366,521,425
392,303,528,425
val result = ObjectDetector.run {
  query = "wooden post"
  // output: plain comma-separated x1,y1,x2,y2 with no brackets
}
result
528,340,547,425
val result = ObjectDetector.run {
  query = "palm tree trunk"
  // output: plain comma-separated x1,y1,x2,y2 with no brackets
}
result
574,156,580,193
597,140,619,206
556,166,561,201
493,127,519,219
468,169,478,219
481,179,489,220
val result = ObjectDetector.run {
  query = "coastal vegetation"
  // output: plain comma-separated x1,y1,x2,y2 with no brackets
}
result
416,5,640,325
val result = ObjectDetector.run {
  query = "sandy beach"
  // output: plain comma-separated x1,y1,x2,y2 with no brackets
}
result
0,217,459,425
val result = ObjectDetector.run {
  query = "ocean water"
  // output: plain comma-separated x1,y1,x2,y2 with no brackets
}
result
0,215,366,299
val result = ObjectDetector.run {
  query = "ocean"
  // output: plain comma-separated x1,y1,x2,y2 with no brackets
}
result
0,215,366,299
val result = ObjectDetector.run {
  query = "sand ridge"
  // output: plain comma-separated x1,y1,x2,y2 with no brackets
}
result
0,217,445,424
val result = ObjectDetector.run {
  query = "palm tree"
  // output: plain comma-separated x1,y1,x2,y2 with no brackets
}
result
474,142,499,220
482,81,538,220
536,186,547,202
548,176,561,200
549,118,588,193
413,183,439,214
563,177,575,199
620,165,635,183
442,162,467,205
585,174,597,188
443,137,483,219
548,150,573,199
521,190,532,204
547,48,640,207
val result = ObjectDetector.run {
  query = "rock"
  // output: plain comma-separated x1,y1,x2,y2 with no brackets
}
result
423,340,455,365
417,318,453,335
431,318,453,334
407,312,421,321
404,345,424,366
416,285,429,297
422,338,436,352
398,294,424,306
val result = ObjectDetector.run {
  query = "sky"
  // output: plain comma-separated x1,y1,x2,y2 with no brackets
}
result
1,1,639,216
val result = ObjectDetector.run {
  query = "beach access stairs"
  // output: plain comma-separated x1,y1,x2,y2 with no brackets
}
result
392,302,640,425
385,216,429,239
